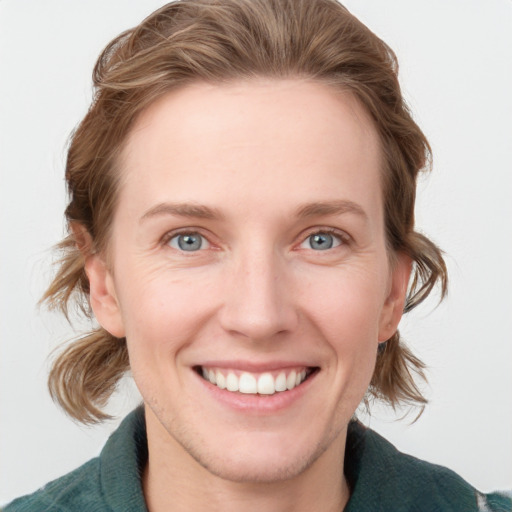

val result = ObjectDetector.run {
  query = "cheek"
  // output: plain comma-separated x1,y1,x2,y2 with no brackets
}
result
115,272,214,407
115,267,219,360
299,264,388,397
300,264,388,343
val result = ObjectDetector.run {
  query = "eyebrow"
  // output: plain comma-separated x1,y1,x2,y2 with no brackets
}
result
140,202,223,222
295,200,369,222
140,199,368,223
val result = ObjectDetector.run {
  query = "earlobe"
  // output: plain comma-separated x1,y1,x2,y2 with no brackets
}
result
378,253,412,342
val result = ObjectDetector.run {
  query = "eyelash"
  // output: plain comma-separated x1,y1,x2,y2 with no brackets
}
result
298,228,349,251
161,227,350,253
162,230,211,252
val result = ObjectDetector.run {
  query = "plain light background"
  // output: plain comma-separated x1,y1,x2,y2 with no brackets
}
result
1,0,511,505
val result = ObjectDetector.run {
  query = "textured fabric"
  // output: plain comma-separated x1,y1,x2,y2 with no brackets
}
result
343,423,512,512
4,410,148,512
5,407,511,511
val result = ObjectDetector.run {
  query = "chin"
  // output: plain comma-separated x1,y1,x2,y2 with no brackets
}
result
176,429,335,484
189,449,319,484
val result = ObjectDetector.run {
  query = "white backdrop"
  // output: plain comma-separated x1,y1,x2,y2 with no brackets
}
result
1,0,511,504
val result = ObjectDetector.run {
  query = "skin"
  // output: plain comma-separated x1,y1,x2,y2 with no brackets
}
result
85,79,411,512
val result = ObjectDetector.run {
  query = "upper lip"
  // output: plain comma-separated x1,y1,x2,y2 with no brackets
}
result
195,360,319,372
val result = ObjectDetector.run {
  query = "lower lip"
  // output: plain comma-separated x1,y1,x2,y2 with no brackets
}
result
195,369,318,414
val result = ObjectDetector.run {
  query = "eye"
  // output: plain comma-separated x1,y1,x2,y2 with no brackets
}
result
300,231,343,251
168,232,210,252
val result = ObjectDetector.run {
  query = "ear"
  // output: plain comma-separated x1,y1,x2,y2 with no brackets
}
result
85,254,126,338
378,252,412,342
70,223,126,338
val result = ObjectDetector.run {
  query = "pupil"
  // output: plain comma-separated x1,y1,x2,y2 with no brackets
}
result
311,233,333,250
178,234,201,251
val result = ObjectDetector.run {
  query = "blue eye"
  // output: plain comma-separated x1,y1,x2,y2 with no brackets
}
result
168,233,209,251
301,232,342,251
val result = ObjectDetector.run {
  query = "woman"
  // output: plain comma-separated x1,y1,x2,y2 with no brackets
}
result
3,1,511,510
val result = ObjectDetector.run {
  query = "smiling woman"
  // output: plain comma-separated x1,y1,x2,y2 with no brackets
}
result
2,1,511,511
87,80,406,492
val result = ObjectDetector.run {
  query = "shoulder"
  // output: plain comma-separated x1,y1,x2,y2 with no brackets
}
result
480,491,512,512
3,457,103,512
3,408,148,512
345,421,512,512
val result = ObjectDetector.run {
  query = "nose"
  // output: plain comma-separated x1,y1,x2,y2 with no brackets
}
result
218,247,299,342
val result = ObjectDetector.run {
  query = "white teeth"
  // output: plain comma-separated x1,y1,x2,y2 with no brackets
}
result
216,370,226,389
286,370,297,390
257,373,275,395
226,372,239,392
202,367,311,395
275,372,287,392
239,373,257,394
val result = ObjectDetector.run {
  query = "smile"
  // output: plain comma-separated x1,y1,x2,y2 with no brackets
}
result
197,366,317,395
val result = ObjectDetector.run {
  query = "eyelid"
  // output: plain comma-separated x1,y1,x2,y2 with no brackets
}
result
159,226,351,252
297,227,351,250
161,228,214,251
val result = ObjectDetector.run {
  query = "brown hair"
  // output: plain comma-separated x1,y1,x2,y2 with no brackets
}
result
43,0,447,423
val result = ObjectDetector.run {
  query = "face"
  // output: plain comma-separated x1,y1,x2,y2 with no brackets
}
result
87,79,410,483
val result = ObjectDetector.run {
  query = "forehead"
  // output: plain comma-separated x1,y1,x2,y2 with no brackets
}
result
118,79,382,220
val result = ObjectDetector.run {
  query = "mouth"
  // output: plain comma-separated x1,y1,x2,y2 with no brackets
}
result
194,366,319,395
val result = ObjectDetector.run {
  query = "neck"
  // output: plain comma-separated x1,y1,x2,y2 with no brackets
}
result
142,409,350,512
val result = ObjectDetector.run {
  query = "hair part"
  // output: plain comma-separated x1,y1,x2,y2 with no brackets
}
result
43,0,447,424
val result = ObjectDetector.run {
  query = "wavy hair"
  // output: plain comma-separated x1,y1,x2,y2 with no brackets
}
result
43,0,447,423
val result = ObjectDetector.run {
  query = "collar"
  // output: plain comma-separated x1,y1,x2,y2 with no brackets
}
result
100,406,149,511
344,420,477,511
99,407,477,512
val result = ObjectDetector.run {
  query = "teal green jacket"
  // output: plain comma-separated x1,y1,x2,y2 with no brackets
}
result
5,408,511,511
